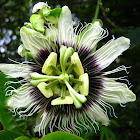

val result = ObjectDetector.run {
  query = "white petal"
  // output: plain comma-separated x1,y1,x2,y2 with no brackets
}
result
20,27,51,57
94,37,130,70
34,108,55,135
45,25,58,42
88,103,109,126
0,64,31,78
7,85,33,108
58,6,75,46
34,108,46,133
98,78,136,103
78,21,104,50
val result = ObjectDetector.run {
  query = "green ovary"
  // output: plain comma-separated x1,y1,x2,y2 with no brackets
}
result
30,46,89,109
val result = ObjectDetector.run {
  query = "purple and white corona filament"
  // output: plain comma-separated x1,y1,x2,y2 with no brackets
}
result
0,2,136,136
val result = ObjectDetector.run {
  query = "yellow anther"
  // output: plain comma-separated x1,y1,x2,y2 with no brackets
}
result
37,82,53,98
71,52,84,75
79,73,89,96
51,96,73,105
42,52,57,75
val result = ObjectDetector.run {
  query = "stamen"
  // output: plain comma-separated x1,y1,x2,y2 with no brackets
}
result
30,72,62,86
45,80,59,89
37,82,53,98
66,63,75,74
50,65,62,75
69,77,83,84
79,73,89,96
42,52,57,75
30,72,62,80
30,79,49,86
65,80,87,108
71,52,84,75
51,96,73,105
29,48,89,108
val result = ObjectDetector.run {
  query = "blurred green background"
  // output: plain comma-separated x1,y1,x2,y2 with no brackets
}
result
0,0,140,139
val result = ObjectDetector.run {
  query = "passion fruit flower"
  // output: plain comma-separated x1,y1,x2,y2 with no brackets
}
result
0,2,136,136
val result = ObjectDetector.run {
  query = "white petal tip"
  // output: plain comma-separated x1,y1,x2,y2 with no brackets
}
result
128,91,136,102
120,36,130,45
62,6,69,11
121,88,136,103
61,6,71,16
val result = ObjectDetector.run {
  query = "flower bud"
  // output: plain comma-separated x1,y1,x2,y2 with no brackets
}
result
32,2,49,14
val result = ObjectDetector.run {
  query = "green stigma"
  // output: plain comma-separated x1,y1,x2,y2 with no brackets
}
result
30,46,89,109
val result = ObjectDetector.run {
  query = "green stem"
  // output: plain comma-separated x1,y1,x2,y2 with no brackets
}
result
94,0,102,19
50,65,62,75
66,63,75,74
45,80,59,89
61,84,66,98
69,77,83,84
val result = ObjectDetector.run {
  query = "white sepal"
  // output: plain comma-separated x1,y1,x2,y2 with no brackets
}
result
94,37,130,71
6,85,33,108
58,6,75,46
98,78,136,104
20,27,51,58
0,64,31,78
78,21,103,50
88,103,109,126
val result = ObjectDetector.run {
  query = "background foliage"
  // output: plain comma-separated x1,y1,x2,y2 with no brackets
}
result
0,0,140,139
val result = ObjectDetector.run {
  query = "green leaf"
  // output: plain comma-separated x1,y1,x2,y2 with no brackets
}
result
100,126,116,140
15,136,30,140
14,136,39,140
40,131,84,140
110,119,120,127
0,72,28,136
0,129,21,140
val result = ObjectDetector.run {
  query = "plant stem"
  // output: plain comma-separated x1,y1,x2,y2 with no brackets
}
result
94,0,102,19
